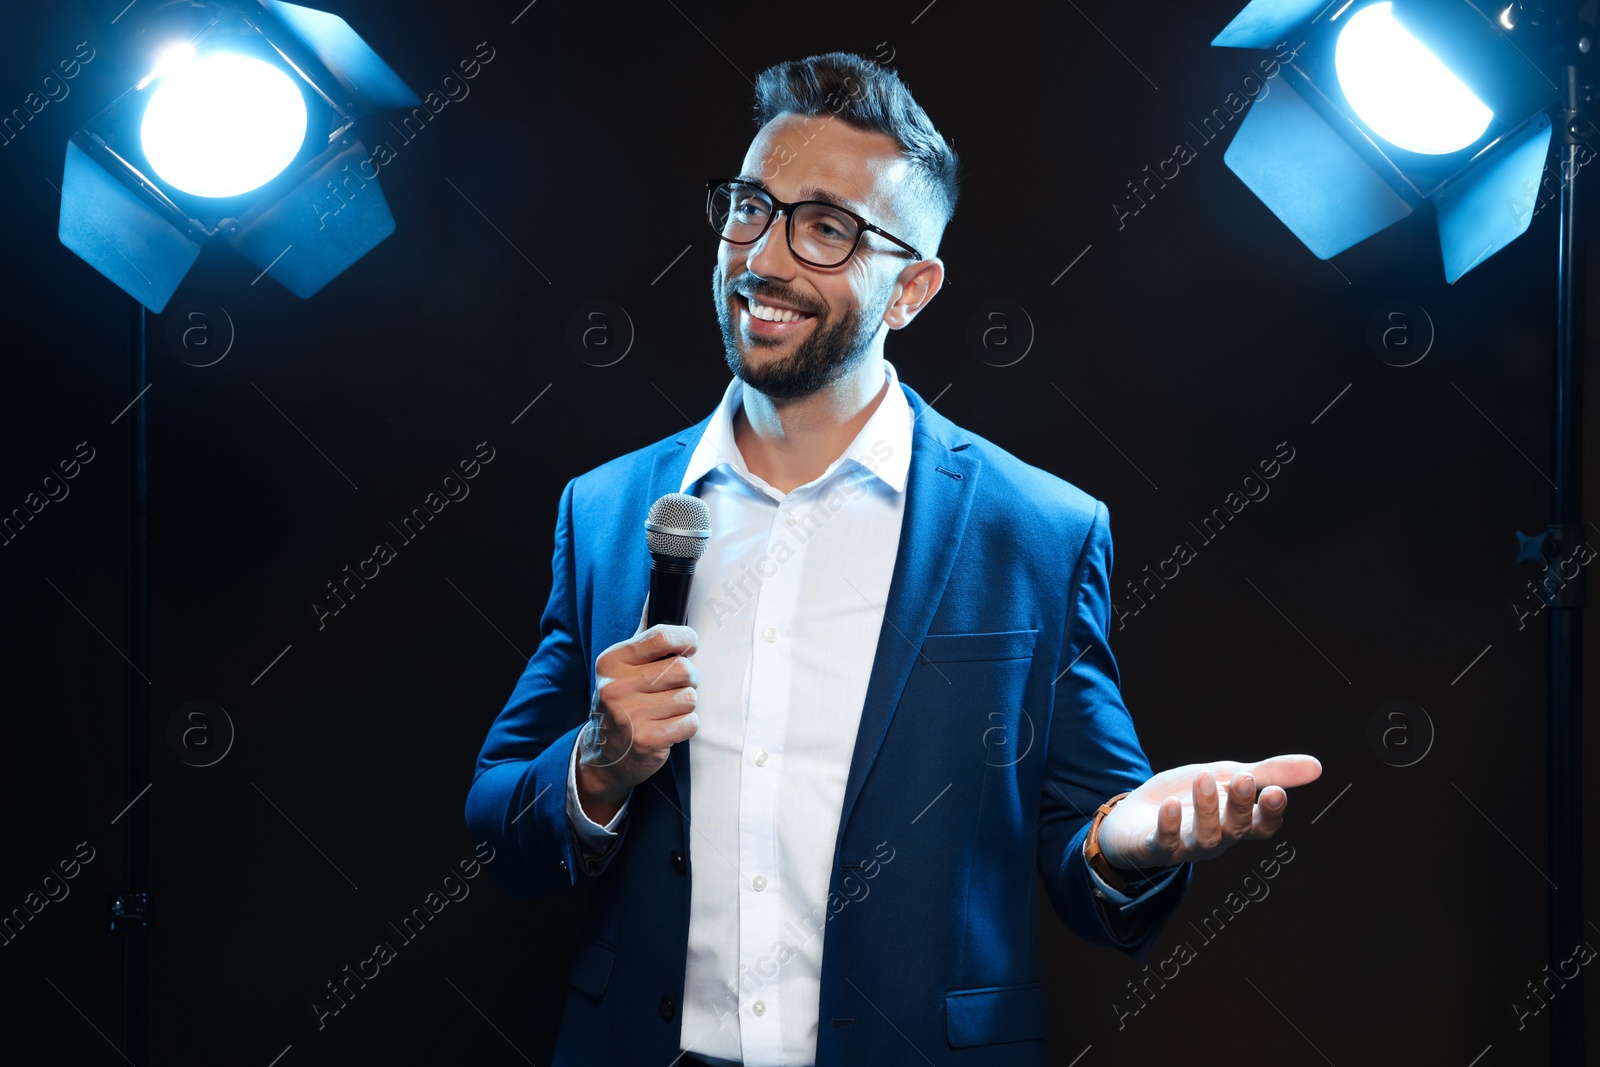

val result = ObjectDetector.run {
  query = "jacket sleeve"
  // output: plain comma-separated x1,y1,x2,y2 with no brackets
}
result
1035,498,1192,960
465,477,612,898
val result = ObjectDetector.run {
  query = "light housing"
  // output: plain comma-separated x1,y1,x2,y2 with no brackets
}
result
58,1,419,311
1212,0,1560,281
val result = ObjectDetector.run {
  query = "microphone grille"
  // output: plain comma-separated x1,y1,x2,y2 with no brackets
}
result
645,493,712,560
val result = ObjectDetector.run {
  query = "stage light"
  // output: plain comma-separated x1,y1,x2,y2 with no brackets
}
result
140,53,309,198
1221,7,1595,1066
1212,0,1559,281
58,1,420,311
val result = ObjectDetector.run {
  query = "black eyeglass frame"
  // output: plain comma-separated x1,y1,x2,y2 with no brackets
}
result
705,178,923,267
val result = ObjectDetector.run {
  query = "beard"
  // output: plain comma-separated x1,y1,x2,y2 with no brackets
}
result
715,273,886,401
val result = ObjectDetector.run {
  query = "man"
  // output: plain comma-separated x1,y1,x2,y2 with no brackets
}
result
465,51,1322,1066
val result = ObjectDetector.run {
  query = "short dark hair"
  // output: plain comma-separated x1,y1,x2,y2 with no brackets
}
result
752,51,959,258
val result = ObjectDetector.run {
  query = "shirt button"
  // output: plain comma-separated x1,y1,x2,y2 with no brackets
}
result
763,627,778,643
751,875,768,892
785,511,799,526
752,1000,767,1016
754,750,769,767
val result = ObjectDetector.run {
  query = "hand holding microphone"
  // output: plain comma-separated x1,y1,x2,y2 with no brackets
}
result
575,494,710,823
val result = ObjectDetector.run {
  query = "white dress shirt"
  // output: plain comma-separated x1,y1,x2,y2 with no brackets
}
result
564,359,1157,1066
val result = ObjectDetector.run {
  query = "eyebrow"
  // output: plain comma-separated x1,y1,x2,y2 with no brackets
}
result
735,175,864,216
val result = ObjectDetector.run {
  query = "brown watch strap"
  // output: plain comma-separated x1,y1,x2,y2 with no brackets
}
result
1085,790,1133,892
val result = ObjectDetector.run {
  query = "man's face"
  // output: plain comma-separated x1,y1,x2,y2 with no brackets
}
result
712,111,934,401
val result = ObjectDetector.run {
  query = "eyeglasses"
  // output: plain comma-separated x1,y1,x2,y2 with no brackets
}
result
705,178,922,268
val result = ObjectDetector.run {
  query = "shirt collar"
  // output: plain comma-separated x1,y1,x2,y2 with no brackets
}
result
680,358,913,497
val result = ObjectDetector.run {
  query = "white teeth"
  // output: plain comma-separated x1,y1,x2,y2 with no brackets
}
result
746,294,810,323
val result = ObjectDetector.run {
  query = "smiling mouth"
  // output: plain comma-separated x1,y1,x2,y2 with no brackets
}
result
737,292,817,324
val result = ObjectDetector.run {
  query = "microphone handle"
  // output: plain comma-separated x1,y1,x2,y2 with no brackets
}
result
647,554,696,628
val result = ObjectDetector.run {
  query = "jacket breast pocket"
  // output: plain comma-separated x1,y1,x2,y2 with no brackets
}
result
567,938,614,999
944,982,1047,1048
918,628,1039,664
909,629,1039,766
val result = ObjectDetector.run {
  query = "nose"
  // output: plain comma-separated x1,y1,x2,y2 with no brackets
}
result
744,208,798,279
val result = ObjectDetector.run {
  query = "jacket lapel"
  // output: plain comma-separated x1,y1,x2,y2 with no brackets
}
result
832,383,978,857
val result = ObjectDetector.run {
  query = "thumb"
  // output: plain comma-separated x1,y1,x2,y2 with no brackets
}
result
1249,753,1323,789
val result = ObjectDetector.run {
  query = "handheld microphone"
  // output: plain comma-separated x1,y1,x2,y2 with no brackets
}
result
643,493,712,628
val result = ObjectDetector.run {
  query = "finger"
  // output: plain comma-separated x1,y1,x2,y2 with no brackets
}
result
640,654,697,692
1248,753,1323,790
1224,772,1255,838
1193,771,1222,849
635,705,695,753
638,682,698,720
624,624,699,665
628,697,696,757
1151,795,1184,857
663,709,699,745
1252,785,1289,837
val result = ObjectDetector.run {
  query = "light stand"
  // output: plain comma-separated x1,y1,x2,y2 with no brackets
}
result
1512,9,1592,1063
1542,24,1589,1063
65,3,421,1058
1210,1,1592,1056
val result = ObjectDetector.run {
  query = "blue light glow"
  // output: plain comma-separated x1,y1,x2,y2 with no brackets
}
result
140,53,308,198
1335,2,1493,155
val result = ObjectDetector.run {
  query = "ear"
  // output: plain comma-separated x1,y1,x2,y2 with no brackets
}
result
883,258,944,330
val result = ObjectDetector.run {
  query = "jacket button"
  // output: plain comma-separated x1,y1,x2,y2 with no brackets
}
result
659,994,675,1021
557,858,569,874
670,849,685,875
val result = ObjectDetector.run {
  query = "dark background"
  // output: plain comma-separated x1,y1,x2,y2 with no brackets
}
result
1,0,1596,1063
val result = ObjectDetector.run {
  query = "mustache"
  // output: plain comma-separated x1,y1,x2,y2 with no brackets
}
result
729,282,820,318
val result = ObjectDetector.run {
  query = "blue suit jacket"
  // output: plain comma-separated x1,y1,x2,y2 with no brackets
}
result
465,378,1192,1065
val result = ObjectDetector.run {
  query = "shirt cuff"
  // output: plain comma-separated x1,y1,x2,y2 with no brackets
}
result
566,738,631,853
1082,836,1182,906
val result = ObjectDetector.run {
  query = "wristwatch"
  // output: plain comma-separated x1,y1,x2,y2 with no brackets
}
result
1084,790,1134,892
